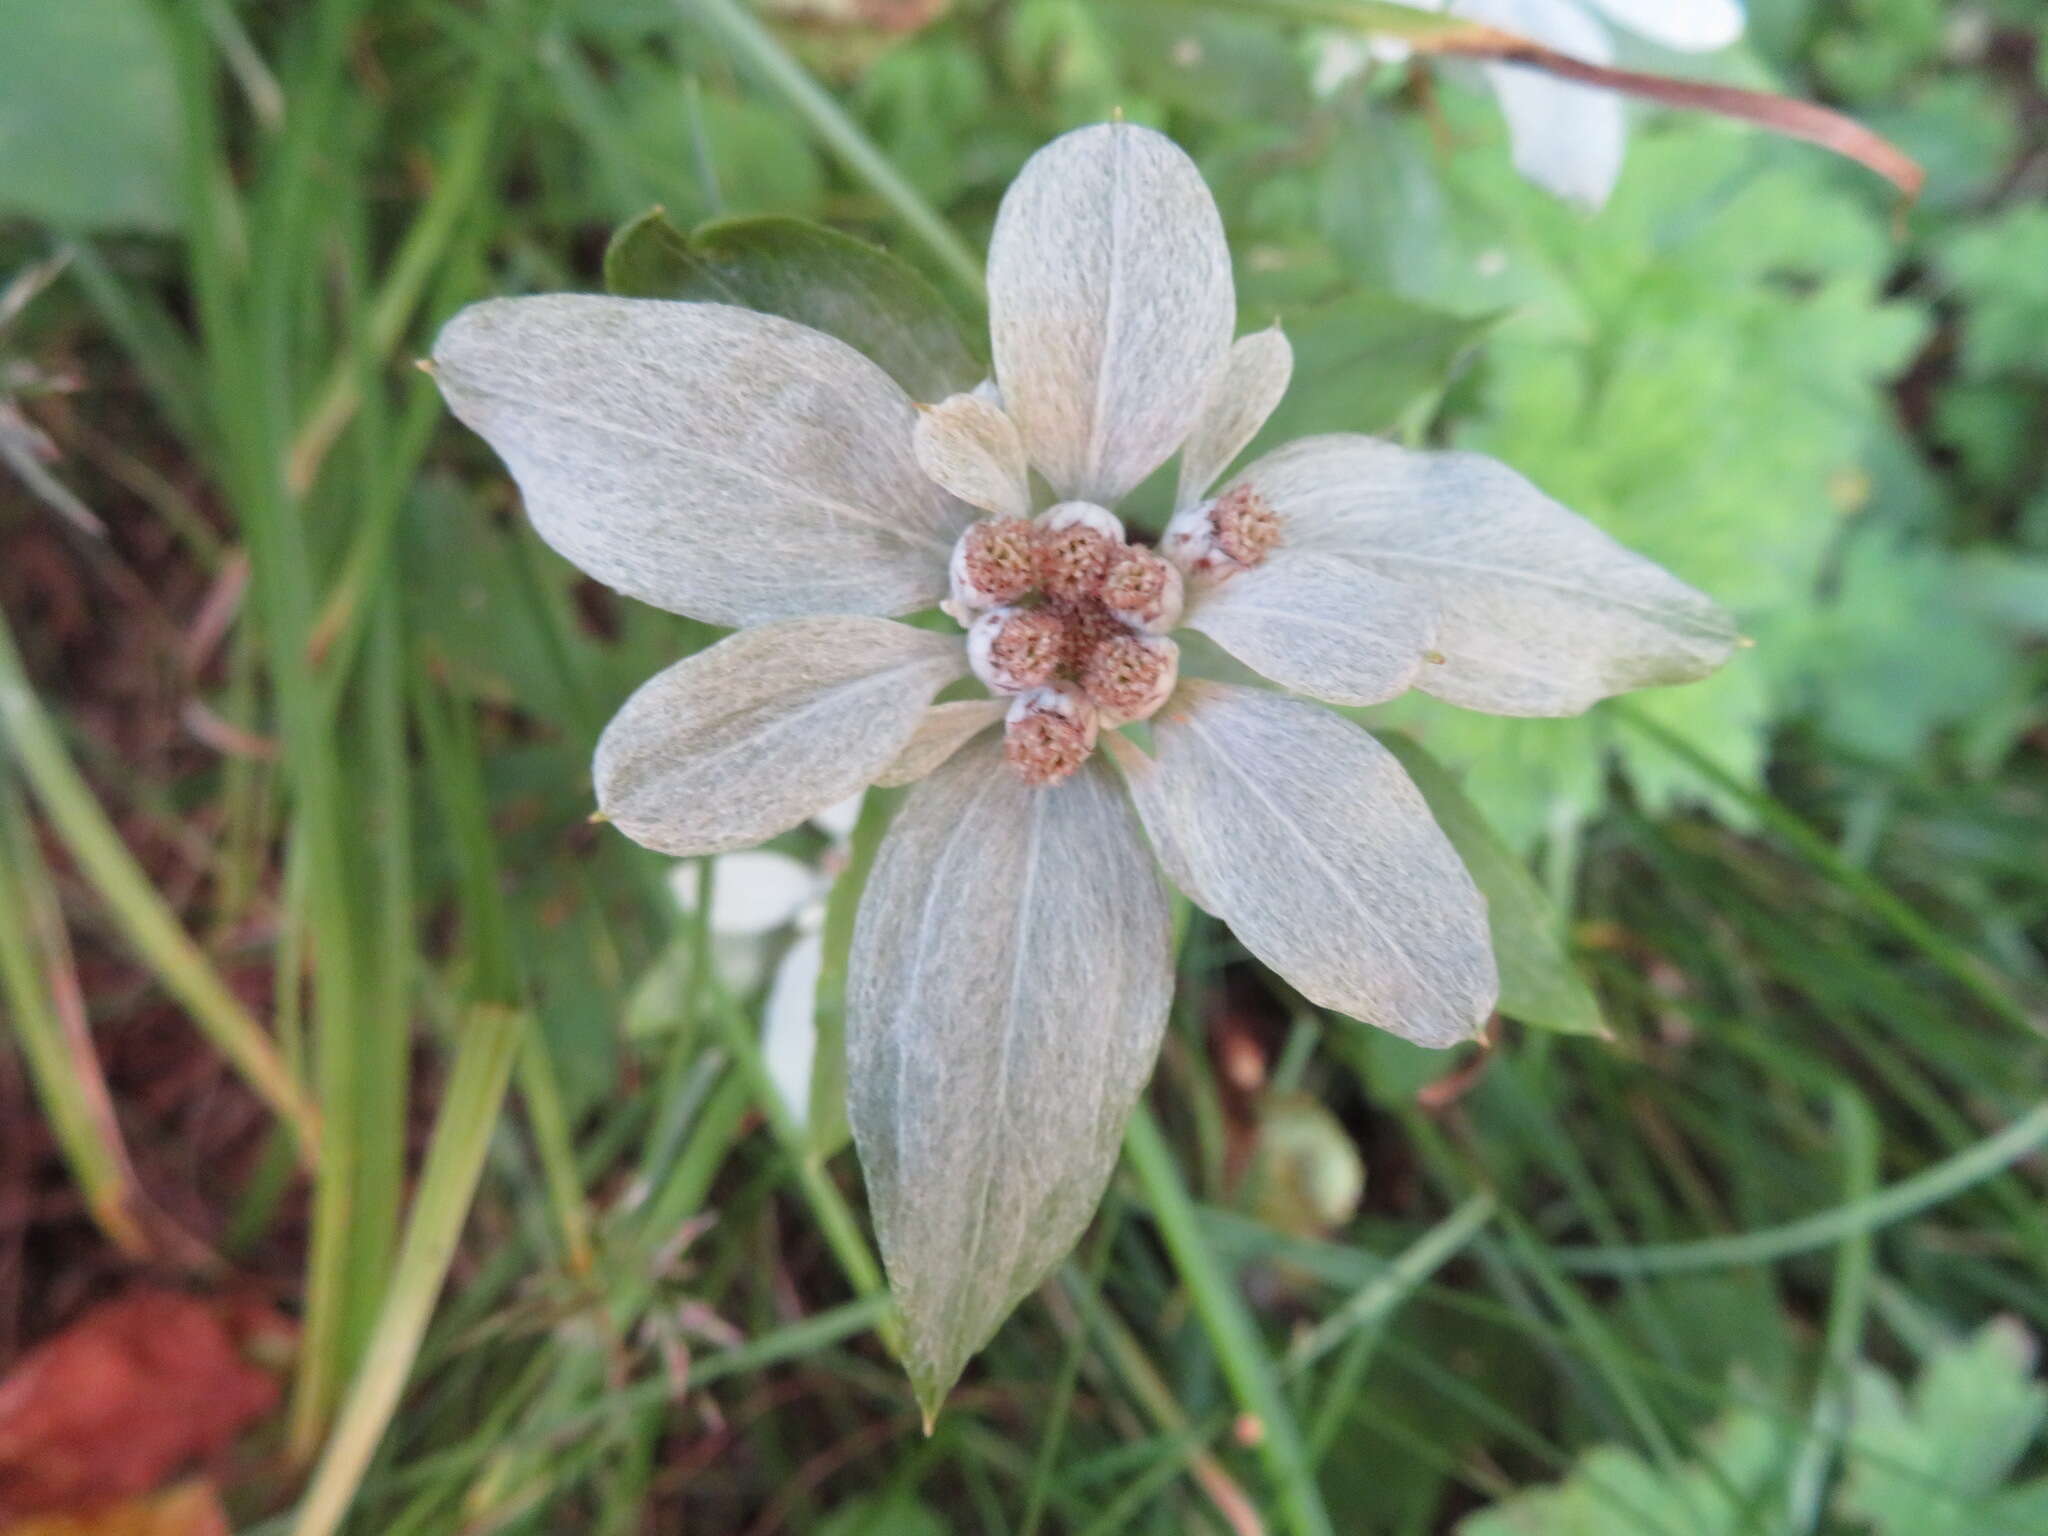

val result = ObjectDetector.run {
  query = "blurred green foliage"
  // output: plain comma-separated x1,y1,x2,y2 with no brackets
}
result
1465,1320,2048,1533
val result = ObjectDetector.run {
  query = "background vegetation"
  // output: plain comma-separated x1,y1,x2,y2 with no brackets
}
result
1,0,2045,1531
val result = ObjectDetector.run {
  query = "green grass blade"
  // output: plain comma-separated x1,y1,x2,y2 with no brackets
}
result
0,774,147,1257
0,608,320,1156
679,0,987,299
1555,1098,2048,1275
289,1000,526,1536
1124,1104,1334,1536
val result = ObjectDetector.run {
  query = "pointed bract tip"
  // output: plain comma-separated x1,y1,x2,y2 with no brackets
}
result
1110,104,1125,122
413,357,436,375
921,1407,939,1437
587,809,610,825
1736,634,1757,649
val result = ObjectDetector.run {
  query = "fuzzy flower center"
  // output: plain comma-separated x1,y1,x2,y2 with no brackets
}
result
1162,482,1283,582
1210,484,1282,566
947,506,1182,786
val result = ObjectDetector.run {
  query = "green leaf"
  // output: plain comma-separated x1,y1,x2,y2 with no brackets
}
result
1374,731,1605,1037
1771,530,2047,766
1936,203,2048,378
1458,1408,1791,1536
1839,1319,2048,1536
602,208,983,400
1460,1322,2048,1536
1250,288,1497,455
0,0,182,231
1364,115,1931,846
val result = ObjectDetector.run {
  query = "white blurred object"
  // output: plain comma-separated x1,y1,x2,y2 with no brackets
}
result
668,795,868,1129
762,930,828,1130
810,793,865,842
669,850,818,936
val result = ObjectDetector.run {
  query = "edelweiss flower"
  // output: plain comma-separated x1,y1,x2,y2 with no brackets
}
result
430,122,1734,1413
1363,0,1747,207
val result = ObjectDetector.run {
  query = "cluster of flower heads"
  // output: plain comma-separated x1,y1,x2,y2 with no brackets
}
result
948,505,1185,782
430,120,1737,1418
948,477,1300,782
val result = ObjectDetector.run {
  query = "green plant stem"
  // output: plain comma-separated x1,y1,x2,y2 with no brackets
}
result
1555,1097,2048,1276
1124,1105,1334,1536
1050,1265,1259,1534
1021,1216,1120,1536
1286,1191,1495,1372
0,608,319,1157
290,1001,526,1536
680,0,987,299
708,994,902,1355
1787,1089,1878,1532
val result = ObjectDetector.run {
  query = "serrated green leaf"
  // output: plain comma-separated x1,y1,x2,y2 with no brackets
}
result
1936,204,2048,378
1461,1321,2048,1536
1459,1408,1791,1535
1375,730,1605,1037
0,0,181,231
1839,1319,2048,1535
602,208,983,400
1360,116,1930,845
1770,529,2042,765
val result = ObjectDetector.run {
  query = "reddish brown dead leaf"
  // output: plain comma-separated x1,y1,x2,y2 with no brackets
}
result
0,1480,229,1536
1368,16,1921,199
1238,2,1923,199
0,1291,284,1521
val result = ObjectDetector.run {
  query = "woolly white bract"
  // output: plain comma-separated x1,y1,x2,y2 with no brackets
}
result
431,122,1735,1415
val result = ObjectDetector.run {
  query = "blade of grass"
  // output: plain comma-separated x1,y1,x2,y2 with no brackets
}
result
1786,1088,1879,1532
0,607,319,1155
288,999,526,1536
1286,1190,1495,1374
1124,1104,1334,1536
0,774,148,1257
807,786,894,1157
1613,704,2035,1036
706,988,902,1356
1020,1212,1121,1536
281,663,548,1530
1553,1097,2048,1276
1050,1263,1262,1536
166,0,382,1448
288,74,503,500
679,0,988,300
516,1026,596,1277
